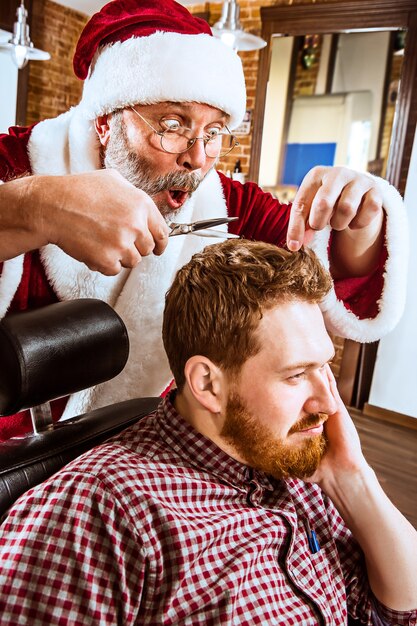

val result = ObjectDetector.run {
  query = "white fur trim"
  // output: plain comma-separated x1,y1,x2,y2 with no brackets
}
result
42,168,229,419
29,107,101,175
81,31,246,129
0,255,25,319
310,176,408,342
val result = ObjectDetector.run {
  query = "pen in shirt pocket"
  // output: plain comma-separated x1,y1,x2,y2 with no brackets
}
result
304,518,321,554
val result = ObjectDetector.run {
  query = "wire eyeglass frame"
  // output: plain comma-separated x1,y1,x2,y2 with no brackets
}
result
130,106,239,158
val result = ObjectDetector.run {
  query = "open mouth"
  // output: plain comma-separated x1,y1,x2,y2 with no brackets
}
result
167,188,189,209
170,188,188,202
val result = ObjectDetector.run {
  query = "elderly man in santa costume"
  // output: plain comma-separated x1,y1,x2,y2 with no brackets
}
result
0,0,408,440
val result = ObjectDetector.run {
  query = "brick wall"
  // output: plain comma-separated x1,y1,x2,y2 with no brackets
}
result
27,0,87,125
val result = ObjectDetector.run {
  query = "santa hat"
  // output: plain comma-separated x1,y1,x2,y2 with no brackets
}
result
73,0,247,129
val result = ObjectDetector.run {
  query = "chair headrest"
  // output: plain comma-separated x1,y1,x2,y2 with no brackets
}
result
0,299,129,416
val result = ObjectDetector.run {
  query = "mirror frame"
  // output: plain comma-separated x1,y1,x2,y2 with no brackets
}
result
249,0,417,196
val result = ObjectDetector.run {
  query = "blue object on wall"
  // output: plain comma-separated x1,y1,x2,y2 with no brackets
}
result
282,142,336,186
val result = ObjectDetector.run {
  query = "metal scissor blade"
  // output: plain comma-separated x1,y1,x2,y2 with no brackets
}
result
168,216,239,237
190,229,240,239
190,216,239,232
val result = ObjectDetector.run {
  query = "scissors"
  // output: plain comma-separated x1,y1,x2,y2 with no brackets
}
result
168,216,240,239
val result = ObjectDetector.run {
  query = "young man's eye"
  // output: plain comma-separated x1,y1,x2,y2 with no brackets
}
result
288,371,306,382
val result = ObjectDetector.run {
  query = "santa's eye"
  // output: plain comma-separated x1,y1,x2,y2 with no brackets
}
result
162,118,182,131
206,126,222,138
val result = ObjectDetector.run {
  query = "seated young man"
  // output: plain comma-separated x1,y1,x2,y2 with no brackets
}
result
0,241,415,625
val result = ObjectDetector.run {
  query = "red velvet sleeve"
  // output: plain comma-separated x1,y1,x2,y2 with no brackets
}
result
219,172,290,246
218,172,385,321
0,124,34,181
332,233,387,320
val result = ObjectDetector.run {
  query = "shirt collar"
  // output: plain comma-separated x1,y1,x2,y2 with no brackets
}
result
155,392,275,493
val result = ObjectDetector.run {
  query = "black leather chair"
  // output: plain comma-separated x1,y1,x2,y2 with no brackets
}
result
0,301,366,625
0,299,159,518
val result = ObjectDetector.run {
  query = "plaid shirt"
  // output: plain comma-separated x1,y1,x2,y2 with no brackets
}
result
0,395,415,625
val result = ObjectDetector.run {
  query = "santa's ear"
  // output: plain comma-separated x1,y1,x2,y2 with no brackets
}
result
184,356,226,414
94,114,112,146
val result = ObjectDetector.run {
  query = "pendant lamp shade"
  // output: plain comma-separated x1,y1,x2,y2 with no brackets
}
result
212,0,267,51
0,1,50,69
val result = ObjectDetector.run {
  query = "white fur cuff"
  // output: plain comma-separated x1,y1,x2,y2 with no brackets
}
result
0,255,25,319
309,176,408,342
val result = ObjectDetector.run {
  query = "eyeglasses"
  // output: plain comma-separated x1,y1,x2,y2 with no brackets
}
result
130,107,239,158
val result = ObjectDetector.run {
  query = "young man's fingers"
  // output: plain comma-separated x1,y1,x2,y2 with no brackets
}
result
325,364,343,404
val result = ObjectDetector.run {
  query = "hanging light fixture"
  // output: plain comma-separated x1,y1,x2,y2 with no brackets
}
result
0,1,50,70
211,0,267,52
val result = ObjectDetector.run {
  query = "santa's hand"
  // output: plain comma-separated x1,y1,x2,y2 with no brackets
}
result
286,165,383,253
306,365,369,491
1,169,170,275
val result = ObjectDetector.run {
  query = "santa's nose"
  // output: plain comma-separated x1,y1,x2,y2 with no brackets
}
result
176,138,209,171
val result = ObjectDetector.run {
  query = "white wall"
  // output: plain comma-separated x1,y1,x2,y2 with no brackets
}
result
369,125,417,418
332,31,390,161
0,29,18,133
259,36,293,187
287,91,372,171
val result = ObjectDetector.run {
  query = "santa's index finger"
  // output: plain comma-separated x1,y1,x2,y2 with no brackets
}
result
287,200,308,251
287,172,321,250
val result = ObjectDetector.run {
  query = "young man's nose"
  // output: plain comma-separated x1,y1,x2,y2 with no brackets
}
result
304,370,337,416
176,138,209,171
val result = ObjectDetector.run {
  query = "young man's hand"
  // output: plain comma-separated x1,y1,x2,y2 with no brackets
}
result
306,364,369,491
307,365,417,612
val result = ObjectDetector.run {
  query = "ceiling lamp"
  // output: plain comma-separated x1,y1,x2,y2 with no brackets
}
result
0,1,50,70
212,0,267,52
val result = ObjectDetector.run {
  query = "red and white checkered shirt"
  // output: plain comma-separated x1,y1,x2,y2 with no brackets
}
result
1,395,416,625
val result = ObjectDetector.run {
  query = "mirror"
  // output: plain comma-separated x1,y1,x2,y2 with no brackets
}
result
249,0,417,198
249,0,417,408
258,30,404,201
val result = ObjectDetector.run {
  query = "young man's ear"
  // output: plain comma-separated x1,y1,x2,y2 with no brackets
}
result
184,356,226,414
94,114,112,147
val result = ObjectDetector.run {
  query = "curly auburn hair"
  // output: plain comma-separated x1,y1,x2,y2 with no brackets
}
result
162,239,332,391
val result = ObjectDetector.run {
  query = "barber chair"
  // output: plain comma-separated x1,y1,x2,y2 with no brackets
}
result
0,301,366,624
0,299,159,518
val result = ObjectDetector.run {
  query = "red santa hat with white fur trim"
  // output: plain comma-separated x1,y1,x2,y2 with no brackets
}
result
73,0,247,129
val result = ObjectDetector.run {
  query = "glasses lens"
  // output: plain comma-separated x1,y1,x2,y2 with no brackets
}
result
207,133,238,158
160,130,238,157
160,130,190,154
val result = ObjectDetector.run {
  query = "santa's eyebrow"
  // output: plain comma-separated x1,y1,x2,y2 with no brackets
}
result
156,102,228,123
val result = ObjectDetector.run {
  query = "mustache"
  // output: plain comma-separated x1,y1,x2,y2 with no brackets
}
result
289,412,328,434
151,171,202,194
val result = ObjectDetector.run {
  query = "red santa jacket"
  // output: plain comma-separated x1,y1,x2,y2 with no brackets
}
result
0,122,404,440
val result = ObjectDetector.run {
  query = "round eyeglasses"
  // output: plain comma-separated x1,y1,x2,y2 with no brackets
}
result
130,107,239,158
